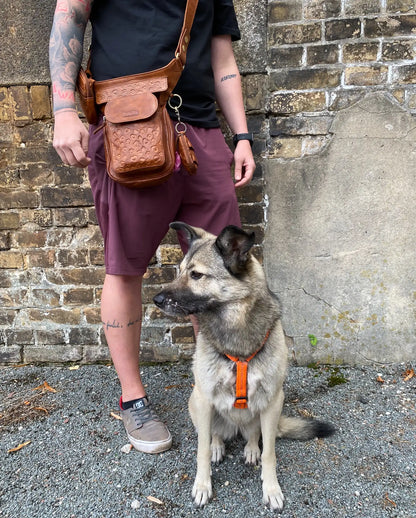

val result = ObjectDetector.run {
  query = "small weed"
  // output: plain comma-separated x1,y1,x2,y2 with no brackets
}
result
308,334,318,346
327,367,348,387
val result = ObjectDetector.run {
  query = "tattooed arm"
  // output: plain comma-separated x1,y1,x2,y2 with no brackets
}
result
49,0,93,167
211,34,255,188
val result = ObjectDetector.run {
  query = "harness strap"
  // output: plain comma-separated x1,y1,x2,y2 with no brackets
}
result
225,329,271,409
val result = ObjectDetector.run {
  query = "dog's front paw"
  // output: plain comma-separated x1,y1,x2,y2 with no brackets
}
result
262,481,284,512
192,478,212,507
244,443,261,465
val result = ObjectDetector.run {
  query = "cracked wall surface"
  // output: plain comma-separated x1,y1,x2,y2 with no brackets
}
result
265,93,416,365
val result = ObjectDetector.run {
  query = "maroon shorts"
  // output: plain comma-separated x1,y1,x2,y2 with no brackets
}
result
88,123,241,275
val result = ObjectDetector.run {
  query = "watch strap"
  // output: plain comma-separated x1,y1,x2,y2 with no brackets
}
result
233,132,254,147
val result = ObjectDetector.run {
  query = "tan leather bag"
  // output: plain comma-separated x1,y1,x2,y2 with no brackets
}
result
101,88,176,188
77,0,198,188
76,65,98,125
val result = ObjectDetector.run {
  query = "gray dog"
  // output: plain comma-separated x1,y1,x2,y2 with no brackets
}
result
154,222,335,511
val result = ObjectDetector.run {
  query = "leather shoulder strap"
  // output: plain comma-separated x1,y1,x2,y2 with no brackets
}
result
175,0,199,67
93,0,199,103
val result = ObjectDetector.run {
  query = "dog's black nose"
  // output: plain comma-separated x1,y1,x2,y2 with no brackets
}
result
153,293,165,307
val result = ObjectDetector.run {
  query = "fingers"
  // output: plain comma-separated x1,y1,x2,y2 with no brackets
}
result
55,139,91,168
72,137,91,167
233,143,256,188
53,111,91,168
234,168,254,188
235,161,255,187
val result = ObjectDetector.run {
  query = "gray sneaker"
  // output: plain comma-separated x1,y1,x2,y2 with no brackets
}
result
120,396,172,454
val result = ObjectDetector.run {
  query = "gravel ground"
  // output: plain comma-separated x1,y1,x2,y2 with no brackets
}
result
0,361,415,518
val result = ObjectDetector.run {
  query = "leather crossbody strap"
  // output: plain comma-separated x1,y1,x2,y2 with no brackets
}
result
175,0,199,67
94,0,199,105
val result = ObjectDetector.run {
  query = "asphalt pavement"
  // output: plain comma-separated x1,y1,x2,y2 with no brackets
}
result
1,361,415,518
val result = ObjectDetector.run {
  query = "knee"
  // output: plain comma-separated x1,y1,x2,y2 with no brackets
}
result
102,274,143,299
105,273,143,285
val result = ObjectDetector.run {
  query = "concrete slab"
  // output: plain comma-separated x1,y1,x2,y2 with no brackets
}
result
265,93,416,364
0,0,55,85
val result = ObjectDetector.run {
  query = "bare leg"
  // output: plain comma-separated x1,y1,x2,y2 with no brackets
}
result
101,274,145,402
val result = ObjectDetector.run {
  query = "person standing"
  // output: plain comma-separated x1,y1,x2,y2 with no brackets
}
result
49,0,255,454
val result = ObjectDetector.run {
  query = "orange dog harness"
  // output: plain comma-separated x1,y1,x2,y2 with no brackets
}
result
225,329,271,409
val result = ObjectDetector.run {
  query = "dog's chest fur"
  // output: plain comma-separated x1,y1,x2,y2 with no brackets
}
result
192,323,287,421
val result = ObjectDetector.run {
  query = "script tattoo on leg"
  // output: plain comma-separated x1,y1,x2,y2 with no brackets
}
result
102,320,123,330
101,317,141,330
127,318,141,327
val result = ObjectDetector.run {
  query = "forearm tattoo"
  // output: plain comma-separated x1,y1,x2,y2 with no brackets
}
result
220,74,237,82
49,0,93,113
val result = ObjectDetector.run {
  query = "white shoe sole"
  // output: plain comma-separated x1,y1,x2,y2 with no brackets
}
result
127,431,172,454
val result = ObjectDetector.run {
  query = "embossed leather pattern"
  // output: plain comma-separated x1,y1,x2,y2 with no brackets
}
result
95,78,168,105
104,98,176,188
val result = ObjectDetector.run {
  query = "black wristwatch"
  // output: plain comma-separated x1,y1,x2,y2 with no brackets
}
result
233,132,254,148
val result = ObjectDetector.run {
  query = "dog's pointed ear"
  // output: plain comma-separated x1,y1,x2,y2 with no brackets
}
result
215,225,255,275
170,221,202,247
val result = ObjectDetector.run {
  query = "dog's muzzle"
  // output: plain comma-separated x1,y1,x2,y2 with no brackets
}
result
153,291,189,316
154,288,214,316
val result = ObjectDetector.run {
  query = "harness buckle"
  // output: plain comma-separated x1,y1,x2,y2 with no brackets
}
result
234,396,248,409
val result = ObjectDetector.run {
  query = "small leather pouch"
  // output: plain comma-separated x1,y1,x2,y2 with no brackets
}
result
177,132,198,175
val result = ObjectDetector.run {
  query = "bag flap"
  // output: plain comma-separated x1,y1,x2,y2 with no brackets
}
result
95,76,169,104
104,92,158,123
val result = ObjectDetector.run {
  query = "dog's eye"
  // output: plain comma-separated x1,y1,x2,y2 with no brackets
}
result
190,271,203,280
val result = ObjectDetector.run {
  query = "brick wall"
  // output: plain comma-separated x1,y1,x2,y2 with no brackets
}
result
0,83,264,365
268,2,416,159
2,1,416,364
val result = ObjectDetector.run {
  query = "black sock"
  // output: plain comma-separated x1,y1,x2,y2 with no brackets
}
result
121,396,146,410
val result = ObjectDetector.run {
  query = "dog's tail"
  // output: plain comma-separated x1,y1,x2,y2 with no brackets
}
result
277,416,335,441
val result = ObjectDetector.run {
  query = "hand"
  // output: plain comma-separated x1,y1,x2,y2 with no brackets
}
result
233,139,256,188
53,110,91,168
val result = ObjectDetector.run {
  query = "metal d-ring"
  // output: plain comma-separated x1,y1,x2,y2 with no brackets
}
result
168,94,183,111
169,94,186,134
175,121,187,134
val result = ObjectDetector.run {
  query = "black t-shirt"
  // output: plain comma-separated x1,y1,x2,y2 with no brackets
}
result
89,0,240,128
